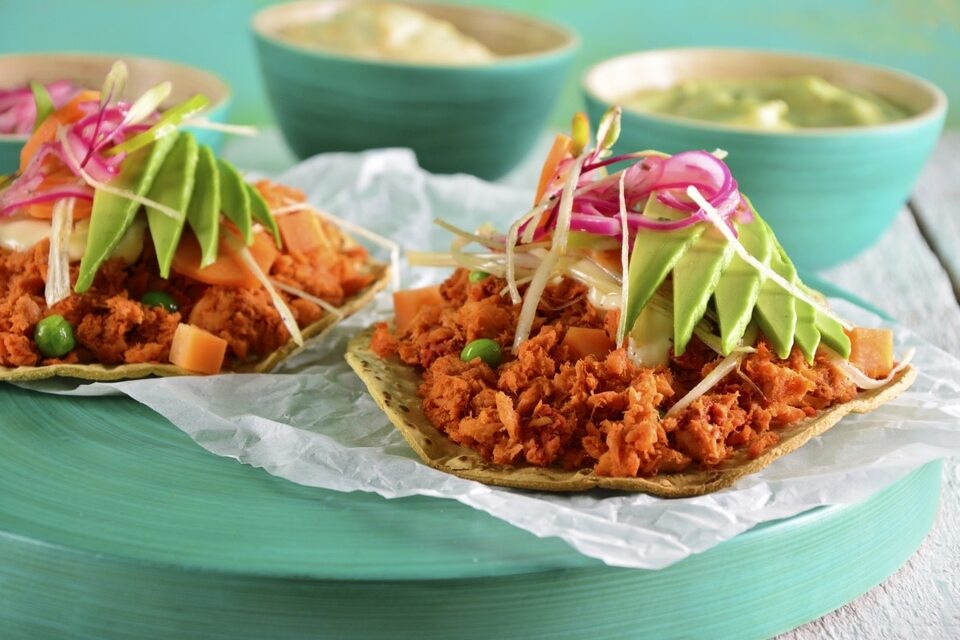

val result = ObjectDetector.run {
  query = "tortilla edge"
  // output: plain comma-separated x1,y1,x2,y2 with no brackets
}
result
345,325,918,497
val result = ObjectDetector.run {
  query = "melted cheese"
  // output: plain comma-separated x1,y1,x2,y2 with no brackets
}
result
0,219,52,253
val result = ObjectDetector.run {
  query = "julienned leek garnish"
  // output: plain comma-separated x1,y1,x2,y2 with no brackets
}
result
408,106,858,370
45,198,74,306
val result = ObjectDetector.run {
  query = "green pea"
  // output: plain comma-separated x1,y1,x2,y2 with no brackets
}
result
468,270,490,283
141,291,179,313
460,338,502,368
34,315,76,358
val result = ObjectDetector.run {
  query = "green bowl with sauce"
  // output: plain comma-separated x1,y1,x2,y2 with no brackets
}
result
252,0,577,180
0,53,231,176
583,48,947,269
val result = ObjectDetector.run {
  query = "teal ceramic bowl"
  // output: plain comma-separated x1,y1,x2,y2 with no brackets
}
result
252,0,577,180
0,53,231,176
583,49,947,269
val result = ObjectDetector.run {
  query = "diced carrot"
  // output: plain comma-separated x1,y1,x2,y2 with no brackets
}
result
393,285,444,333
20,90,100,171
562,326,614,360
277,209,328,254
533,133,573,205
847,327,894,378
171,227,278,288
169,323,228,375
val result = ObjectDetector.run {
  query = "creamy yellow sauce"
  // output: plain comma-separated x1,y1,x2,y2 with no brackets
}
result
621,76,910,129
278,3,495,64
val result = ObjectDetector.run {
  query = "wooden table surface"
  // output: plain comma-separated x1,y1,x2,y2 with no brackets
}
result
225,130,960,640
781,133,960,640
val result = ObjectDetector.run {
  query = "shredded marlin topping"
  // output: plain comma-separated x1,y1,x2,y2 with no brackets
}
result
372,270,860,476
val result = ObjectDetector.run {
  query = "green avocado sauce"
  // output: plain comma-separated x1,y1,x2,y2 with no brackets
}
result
621,75,910,129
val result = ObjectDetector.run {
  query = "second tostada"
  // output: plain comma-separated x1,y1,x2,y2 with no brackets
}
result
347,108,915,496
0,63,390,380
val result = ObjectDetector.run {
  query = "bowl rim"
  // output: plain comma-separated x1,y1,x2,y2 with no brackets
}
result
581,47,949,137
0,52,231,143
251,0,580,70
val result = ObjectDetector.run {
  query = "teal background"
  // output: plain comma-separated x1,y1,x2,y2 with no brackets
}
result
1,0,956,127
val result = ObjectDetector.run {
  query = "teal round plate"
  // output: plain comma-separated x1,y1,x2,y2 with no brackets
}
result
0,278,941,639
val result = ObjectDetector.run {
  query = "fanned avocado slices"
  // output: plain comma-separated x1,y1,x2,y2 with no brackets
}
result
144,133,198,278
217,158,253,245
622,195,705,336
73,135,287,290
246,181,282,248
185,144,221,269
75,132,178,293
672,226,735,356
624,195,845,361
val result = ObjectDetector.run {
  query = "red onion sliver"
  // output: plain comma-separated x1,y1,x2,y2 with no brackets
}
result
0,187,93,217
569,213,622,236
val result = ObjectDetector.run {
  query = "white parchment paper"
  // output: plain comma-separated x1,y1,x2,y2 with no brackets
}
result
17,149,960,570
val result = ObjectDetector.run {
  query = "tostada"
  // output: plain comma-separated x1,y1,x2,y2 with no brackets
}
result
0,62,389,380
347,107,915,496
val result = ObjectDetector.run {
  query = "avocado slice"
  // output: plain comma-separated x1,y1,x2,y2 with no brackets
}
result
245,181,281,248
794,297,822,364
145,133,197,278
567,231,619,251
713,216,773,355
629,299,674,367
217,158,252,245
622,194,705,336
771,243,823,363
75,133,178,293
816,310,852,358
755,225,798,359
186,144,221,269
672,226,735,356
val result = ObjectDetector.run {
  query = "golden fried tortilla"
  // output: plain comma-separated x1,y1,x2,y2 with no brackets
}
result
0,263,389,382
345,325,917,497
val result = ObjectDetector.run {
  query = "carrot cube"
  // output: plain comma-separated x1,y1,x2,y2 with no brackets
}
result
169,323,228,375
393,285,445,333
847,327,894,378
562,326,614,360
277,210,327,254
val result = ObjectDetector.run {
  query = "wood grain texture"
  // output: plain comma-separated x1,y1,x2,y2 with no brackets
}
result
781,133,960,639
913,132,960,299
821,208,960,356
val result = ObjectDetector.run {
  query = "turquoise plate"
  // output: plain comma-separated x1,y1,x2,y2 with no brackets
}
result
0,281,941,640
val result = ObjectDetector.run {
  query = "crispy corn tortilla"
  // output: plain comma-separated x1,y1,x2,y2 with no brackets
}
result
0,262,389,382
346,326,918,497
